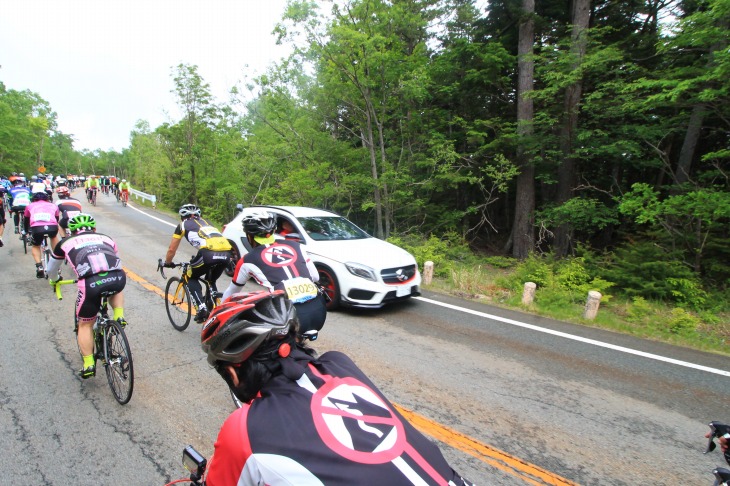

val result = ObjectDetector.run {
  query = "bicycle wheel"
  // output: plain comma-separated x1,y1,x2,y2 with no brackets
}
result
103,320,134,405
165,277,192,331
42,238,51,279
21,224,27,254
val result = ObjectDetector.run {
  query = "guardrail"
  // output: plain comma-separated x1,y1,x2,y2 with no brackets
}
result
129,188,157,208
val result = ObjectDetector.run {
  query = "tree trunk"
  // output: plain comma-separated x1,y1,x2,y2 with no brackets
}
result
553,0,590,257
511,0,536,259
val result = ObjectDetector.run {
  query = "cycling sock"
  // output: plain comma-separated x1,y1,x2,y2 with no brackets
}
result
113,307,125,320
82,354,95,368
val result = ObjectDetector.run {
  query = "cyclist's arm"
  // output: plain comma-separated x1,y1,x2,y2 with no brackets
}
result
164,233,183,265
204,408,255,486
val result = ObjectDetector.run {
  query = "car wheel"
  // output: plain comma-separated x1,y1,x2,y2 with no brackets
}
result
225,242,240,278
316,265,340,311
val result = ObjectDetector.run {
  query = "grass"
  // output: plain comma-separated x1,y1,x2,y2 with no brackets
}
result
423,262,730,357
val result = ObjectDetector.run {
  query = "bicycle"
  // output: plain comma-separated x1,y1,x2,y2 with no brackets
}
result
15,209,28,254
120,190,129,207
53,279,135,404
89,187,98,206
157,259,222,332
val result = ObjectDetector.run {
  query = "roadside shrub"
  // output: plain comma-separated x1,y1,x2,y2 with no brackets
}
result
666,277,707,311
626,296,653,323
389,232,472,278
598,241,702,304
666,307,700,334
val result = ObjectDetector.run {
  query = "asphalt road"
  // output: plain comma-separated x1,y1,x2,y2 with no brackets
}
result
1,189,728,485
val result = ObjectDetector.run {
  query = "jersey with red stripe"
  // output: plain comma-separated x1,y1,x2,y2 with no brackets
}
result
205,350,473,486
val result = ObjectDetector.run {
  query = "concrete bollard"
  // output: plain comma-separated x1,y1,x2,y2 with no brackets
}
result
522,282,536,305
423,261,434,285
583,290,602,320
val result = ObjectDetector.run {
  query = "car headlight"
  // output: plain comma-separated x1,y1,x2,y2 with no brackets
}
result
345,262,377,282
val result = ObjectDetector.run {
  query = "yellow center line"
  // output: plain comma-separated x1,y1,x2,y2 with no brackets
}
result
124,266,577,485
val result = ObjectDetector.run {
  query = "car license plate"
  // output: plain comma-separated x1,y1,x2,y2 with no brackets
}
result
396,285,411,297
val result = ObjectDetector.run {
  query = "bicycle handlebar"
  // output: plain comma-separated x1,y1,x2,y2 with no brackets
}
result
157,259,188,280
53,279,78,300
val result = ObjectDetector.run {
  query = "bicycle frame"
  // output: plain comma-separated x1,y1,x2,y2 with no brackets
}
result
158,259,221,331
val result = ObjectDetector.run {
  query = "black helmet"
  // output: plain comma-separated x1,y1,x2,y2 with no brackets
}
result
241,208,276,237
179,204,201,219
200,290,296,366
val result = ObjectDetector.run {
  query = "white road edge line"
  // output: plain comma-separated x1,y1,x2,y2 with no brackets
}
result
127,203,177,227
125,202,728,378
415,296,730,377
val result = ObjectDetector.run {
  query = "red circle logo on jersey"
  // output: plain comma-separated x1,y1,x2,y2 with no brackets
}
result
261,244,299,267
310,376,406,464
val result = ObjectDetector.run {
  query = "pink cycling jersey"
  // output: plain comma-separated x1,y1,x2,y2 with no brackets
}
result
23,200,60,228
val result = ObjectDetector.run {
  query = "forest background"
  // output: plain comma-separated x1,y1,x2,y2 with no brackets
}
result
1,0,728,353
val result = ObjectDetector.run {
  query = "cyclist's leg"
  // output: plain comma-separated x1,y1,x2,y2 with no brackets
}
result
76,280,99,377
187,255,207,306
106,270,127,325
29,228,44,275
0,209,5,247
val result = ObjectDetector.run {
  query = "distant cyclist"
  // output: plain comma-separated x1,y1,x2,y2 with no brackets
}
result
8,178,32,234
162,204,232,322
24,184,61,278
47,214,127,378
222,208,327,335
118,179,131,203
200,290,475,486
55,186,83,238
0,183,6,248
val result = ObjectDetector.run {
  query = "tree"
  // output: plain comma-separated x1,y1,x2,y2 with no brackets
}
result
511,0,537,259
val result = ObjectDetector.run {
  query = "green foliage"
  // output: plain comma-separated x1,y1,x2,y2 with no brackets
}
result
598,241,707,304
667,308,700,335
625,296,653,323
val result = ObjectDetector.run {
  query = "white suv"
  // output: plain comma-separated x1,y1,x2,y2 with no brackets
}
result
221,205,421,309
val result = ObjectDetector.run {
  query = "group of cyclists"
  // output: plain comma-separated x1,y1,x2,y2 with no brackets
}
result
1,176,474,484
0,175,128,380
83,174,131,204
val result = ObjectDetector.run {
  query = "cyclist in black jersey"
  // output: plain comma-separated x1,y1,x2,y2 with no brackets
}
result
200,291,474,486
222,208,327,335
163,204,232,322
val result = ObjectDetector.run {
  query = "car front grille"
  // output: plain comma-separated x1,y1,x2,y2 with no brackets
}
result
381,264,418,284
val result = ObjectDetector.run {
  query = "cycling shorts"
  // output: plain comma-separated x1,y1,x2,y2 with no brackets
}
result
75,270,126,320
29,225,59,246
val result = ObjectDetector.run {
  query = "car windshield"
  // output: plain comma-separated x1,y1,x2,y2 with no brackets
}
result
298,216,370,241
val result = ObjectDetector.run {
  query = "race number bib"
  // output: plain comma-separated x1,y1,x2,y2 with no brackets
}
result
35,212,53,222
282,277,318,304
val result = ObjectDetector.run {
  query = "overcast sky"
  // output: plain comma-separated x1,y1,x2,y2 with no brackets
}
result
0,0,290,152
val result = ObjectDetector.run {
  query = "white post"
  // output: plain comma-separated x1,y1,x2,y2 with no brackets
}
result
423,261,434,285
522,282,536,305
583,290,602,320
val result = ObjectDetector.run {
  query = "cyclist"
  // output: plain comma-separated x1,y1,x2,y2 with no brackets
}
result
118,179,131,203
86,175,100,203
200,291,474,486
0,183,6,248
221,208,327,335
47,213,127,378
162,204,232,322
8,178,32,234
24,184,61,278
55,186,83,238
